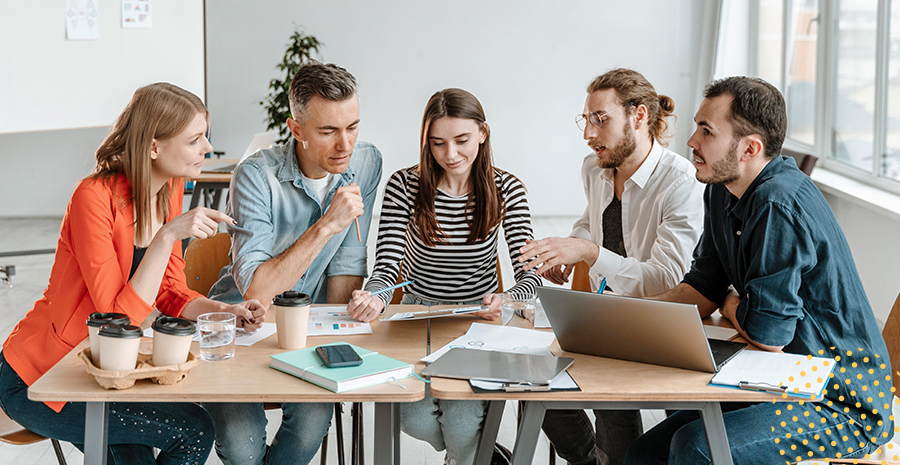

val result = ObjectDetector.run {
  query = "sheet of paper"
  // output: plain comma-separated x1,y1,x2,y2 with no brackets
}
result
381,306,482,321
703,325,738,341
423,322,556,363
142,322,277,346
308,306,372,336
470,370,578,391
66,0,100,40
122,0,152,28
710,350,836,397
532,298,551,328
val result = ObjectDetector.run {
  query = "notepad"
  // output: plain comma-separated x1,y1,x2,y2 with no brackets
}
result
270,342,413,393
709,351,836,398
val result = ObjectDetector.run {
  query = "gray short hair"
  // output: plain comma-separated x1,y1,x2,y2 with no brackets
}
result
288,61,358,123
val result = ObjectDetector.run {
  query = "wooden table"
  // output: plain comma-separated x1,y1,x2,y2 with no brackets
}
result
28,306,429,465
426,313,778,465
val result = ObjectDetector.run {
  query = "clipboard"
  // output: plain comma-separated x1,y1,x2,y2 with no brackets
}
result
469,371,582,393
381,305,485,321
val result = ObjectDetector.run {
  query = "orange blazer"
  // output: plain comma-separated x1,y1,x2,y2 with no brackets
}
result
2,175,202,412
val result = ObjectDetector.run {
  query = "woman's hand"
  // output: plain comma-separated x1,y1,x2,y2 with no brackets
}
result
475,293,502,321
160,207,235,243
347,290,385,323
222,299,266,332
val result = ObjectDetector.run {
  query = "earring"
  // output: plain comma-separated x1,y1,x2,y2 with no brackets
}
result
302,140,308,150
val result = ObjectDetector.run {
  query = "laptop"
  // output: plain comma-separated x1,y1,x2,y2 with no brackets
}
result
535,286,746,373
421,348,574,384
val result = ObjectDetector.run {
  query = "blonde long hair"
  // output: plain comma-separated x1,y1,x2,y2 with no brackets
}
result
91,83,207,245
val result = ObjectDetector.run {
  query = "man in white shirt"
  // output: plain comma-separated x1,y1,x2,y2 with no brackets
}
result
519,68,704,465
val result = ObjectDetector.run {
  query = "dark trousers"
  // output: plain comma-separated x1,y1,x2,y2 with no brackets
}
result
542,409,642,465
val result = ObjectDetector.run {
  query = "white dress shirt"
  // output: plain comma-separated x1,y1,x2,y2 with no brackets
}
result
570,142,704,297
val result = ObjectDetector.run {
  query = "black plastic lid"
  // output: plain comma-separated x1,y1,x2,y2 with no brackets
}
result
152,316,196,336
98,324,142,339
86,312,131,328
273,290,312,307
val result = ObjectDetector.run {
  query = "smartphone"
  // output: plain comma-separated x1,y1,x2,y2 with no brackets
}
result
316,344,363,368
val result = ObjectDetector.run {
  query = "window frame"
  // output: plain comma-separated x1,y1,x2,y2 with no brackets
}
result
747,0,900,196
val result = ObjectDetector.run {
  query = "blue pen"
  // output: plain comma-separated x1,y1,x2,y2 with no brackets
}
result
370,280,414,297
597,277,607,294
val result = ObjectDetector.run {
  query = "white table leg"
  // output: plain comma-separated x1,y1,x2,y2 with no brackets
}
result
374,403,400,465
700,402,734,465
84,401,108,465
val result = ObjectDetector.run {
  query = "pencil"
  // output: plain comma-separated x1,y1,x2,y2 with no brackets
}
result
370,280,414,297
355,218,361,242
597,277,607,294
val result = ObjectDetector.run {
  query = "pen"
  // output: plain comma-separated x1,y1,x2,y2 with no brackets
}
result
370,280,414,297
738,381,787,394
597,277,607,294
354,218,361,242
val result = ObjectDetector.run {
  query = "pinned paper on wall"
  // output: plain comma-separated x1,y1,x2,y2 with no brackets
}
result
122,0,152,29
66,0,100,41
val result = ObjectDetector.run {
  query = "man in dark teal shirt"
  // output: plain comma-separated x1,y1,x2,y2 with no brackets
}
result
625,77,893,464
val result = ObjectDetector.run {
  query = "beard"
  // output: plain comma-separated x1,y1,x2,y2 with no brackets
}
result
590,121,637,169
694,137,741,185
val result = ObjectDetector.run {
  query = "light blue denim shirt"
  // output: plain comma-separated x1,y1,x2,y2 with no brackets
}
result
208,138,383,304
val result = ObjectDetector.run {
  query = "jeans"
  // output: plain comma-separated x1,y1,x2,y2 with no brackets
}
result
623,402,878,465
202,402,332,465
542,409,642,465
400,293,488,465
0,352,213,465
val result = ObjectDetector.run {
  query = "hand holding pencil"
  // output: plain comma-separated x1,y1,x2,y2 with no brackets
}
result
347,281,413,323
322,184,364,238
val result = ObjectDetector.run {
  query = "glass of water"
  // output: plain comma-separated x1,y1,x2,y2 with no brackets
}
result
501,293,536,326
198,312,235,361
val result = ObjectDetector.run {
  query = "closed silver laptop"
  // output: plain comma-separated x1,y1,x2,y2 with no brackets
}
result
536,286,745,373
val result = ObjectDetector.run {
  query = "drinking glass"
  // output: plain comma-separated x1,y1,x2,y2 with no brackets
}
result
501,293,536,326
198,312,235,361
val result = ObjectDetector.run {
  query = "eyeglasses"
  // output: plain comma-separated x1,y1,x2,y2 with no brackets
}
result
575,101,637,131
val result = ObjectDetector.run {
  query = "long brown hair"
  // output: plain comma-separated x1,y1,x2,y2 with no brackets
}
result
414,88,503,246
588,68,676,146
91,83,208,245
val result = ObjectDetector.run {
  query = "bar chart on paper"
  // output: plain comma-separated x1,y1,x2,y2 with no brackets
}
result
308,306,373,336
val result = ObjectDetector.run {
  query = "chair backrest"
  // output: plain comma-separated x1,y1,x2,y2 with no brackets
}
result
183,232,232,296
389,257,505,305
571,261,592,292
782,147,819,176
882,292,900,394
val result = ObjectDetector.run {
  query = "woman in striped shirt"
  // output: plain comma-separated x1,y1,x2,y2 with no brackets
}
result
347,88,540,465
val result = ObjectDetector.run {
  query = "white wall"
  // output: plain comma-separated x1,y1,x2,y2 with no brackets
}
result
205,0,713,216
822,193,900,325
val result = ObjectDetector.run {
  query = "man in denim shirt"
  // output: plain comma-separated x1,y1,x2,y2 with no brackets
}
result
625,77,892,464
205,62,383,465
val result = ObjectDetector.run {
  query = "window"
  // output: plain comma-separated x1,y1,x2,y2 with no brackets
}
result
744,0,900,192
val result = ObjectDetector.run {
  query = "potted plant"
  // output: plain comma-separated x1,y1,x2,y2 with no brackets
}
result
260,29,323,144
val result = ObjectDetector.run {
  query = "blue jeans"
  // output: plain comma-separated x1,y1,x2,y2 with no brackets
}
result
624,402,878,465
0,352,213,465
542,409,642,465
400,294,488,465
202,402,332,465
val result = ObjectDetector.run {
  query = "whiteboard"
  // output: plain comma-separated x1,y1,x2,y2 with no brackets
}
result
0,0,205,134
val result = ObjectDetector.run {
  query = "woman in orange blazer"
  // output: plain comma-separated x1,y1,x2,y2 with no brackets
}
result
0,83,265,464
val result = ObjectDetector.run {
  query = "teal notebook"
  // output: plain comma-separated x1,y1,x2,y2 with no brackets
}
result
270,342,413,393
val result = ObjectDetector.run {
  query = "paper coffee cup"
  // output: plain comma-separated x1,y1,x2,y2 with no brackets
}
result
86,313,130,366
273,291,312,350
151,316,196,366
98,324,142,371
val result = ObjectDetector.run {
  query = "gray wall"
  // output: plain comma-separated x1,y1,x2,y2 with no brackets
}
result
205,0,713,216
